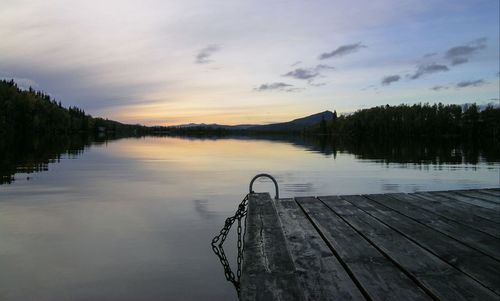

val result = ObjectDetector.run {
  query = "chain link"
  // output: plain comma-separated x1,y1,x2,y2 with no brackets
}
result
211,194,249,295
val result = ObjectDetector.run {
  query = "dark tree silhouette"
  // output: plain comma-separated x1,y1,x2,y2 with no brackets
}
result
308,103,500,141
0,79,148,138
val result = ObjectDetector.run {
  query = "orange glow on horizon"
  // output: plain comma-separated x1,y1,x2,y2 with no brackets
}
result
104,136,317,171
100,102,328,126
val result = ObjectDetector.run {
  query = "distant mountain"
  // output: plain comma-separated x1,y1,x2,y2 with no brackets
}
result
172,111,334,133
247,111,334,132
174,123,258,130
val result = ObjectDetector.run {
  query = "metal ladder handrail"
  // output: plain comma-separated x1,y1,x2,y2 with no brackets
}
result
249,173,279,199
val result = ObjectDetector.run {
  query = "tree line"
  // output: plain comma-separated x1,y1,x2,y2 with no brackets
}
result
309,103,500,141
2,79,499,142
0,79,148,139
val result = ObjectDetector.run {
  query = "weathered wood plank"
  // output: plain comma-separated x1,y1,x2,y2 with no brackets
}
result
415,192,500,224
456,190,500,204
240,193,305,301
436,192,500,211
321,195,498,301
366,194,500,261
396,193,500,238
274,198,365,300
296,197,432,301
341,194,500,295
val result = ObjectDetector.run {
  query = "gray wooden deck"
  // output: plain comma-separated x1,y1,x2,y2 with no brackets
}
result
240,188,500,301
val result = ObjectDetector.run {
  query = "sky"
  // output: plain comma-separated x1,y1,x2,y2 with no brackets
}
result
1,0,499,125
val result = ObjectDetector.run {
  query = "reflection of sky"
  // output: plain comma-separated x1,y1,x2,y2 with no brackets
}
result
0,136,499,300
103,137,499,195
1,0,499,125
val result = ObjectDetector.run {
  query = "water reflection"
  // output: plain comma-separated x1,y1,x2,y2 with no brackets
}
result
334,138,499,165
193,199,217,220
2,134,498,185
1,135,498,301
0,134,136,184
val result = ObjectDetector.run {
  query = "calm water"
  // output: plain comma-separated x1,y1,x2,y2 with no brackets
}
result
0,136,499,300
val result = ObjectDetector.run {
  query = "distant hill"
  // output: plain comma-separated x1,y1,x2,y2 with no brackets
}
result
172,111,334,133
247,111,334,132
175,123,257,130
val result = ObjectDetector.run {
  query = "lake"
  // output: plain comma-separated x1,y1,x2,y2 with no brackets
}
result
0,135,499,300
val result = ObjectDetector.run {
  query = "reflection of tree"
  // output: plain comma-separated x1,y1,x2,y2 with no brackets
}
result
0,80,153,184
0,134,122,184
165,133,499,165
1,134,498,185
298,135,498,165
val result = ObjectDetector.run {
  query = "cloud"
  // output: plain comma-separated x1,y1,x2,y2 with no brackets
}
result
195,44,220,64
445,38,486,66
290,61,302,67
315,64,335,70
410,63,449,79
381,75,400,86
282,64,334,83
451,57,468,66
283,68,319,80
309,82,327,87
422,52,437,58
456,79,486,88
318,42,366,60
255,82,294,91
430,85,448,91
360,85,378,91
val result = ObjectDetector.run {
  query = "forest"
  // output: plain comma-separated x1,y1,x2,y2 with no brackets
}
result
308,102,500,141
2,79,499,142
0,79,148,139
1,79,499,183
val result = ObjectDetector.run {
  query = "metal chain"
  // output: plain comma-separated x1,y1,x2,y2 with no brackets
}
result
211,194,249,294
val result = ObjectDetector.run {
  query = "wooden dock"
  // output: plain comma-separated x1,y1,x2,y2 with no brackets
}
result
240,188,500,301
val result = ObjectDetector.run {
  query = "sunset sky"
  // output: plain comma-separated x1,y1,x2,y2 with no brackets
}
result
1,0,499,125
